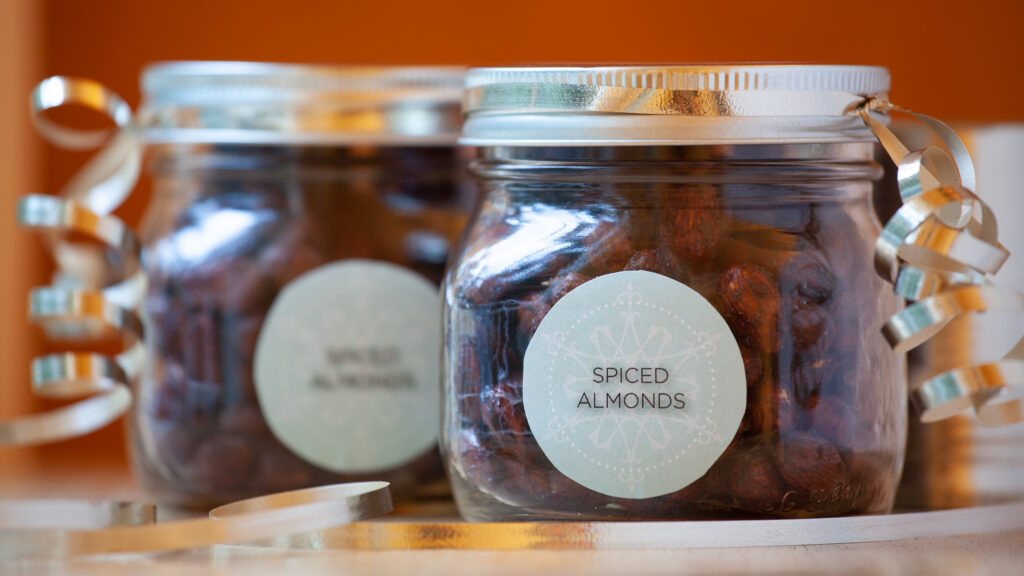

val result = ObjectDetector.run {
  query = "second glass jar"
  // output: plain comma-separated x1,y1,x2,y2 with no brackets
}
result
443,66,907,521
131,63,470,508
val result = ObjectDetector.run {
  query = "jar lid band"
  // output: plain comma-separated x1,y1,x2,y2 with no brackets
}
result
140,103,464,146
460,65,889,145
464,85,871,117
140,62,466,145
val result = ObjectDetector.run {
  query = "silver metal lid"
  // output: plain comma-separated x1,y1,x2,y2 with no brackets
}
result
461,65,890,146
139,62,466,146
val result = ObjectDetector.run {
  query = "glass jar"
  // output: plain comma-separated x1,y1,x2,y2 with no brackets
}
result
443,66,906,520
130,63,470,508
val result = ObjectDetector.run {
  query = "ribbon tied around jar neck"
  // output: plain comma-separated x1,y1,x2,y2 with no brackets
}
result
0,75,1022,558
3,77,1023,447
853,98,1023,426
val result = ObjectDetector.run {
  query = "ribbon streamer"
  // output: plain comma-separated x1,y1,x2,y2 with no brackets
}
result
1,77,398,558
0,482,393,559
2,75,1020,558
218,500,1024,552
2,78,145,446
856,100,1023,426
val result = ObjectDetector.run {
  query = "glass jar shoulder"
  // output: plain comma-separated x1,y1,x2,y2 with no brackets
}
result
142,145,472,287
447,175,877,309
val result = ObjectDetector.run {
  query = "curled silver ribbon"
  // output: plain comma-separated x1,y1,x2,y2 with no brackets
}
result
2,77,145,446
856,99,1022,426
2,79,396,558
217,500,1024,552
4,76,1019,559
0,482,393,559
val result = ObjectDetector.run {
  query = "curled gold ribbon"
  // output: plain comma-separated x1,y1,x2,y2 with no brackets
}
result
856,100,1022,426
2,77,145,446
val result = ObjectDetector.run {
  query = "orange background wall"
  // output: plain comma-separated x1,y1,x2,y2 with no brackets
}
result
3,0,1023,474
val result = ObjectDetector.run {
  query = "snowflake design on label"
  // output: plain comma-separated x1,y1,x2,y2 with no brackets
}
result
523,271,746,499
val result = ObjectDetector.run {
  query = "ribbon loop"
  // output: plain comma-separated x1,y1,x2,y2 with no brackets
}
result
1,482,392,558
2,78,145,446
860,100,1022,426
31,76,132,149
897,148,965,206
31,77,141,216
3,77,402,559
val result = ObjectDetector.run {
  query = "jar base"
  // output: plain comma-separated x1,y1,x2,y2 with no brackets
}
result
449,462,897,522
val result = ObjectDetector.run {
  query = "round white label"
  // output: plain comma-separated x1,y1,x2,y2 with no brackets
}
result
523,270,746,499
254,260,440,473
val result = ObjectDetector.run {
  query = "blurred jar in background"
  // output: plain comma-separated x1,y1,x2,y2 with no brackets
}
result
132,63,470,508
